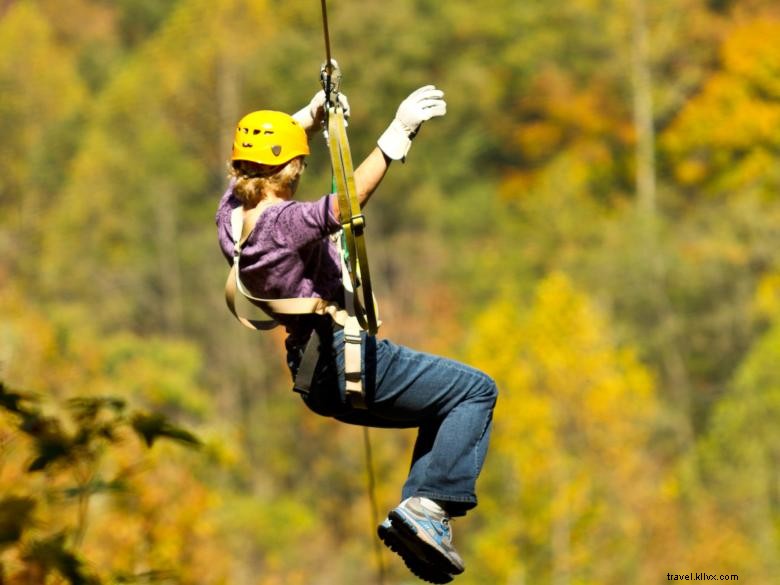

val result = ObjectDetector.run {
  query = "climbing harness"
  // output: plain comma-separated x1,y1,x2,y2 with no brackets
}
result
224,214,368,409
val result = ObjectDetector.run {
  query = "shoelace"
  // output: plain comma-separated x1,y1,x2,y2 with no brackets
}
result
425,512,451,540
439,517,451,541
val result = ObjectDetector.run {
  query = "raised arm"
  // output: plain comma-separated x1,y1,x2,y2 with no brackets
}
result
294,85,446,217
353,147,392,209
330,84,447,217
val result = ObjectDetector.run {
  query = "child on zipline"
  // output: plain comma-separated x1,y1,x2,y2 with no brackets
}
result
215,84,497,583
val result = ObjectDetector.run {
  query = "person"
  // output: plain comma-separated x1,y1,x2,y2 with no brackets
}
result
215,85,498,584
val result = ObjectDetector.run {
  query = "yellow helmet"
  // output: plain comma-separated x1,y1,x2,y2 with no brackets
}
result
231,110,310,166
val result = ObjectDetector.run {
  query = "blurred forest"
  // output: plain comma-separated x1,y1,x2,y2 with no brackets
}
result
1,0,779,583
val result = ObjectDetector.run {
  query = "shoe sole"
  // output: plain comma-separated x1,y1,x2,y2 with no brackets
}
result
389,509,465,575
378,523,453,584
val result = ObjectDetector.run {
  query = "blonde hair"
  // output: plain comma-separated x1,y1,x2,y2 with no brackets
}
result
228,157,305,206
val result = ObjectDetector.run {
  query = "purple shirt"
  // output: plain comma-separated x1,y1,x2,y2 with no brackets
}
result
216,184,343,345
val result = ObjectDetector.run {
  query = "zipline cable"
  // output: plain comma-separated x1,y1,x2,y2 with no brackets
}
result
319,2,385,582
320,0,333,77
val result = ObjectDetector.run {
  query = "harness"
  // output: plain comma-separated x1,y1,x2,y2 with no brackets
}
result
223,66,379,410
224,207,372,408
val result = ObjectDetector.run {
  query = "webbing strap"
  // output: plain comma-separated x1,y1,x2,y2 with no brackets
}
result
337,231,367,408
225,263,350,329
292,329,322,395
326,106,380,336
344,316,365,409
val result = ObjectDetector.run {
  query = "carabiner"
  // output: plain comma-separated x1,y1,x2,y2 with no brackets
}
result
320,59,342,110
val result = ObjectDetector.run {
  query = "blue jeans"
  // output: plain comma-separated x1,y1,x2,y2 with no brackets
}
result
290,323,498,516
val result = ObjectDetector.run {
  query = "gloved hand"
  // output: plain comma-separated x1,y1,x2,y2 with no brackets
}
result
377,85,446,161
292,90,351,132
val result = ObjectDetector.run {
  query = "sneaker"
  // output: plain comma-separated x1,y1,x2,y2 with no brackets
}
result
388,497,465,575
378,518,453,584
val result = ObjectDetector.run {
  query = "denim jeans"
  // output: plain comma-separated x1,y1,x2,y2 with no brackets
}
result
290,323,498,516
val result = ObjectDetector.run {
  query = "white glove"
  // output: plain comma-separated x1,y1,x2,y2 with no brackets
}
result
377,85,446,161
292,90,351,131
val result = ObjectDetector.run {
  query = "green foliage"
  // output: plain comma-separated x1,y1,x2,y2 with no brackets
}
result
131,412,201,448
698,315,780,576
0,0,87,284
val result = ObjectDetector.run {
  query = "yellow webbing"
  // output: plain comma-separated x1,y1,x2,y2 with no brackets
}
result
326,105,380,336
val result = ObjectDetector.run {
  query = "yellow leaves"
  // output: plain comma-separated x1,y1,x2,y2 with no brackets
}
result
722,19,780,98
37,0,117,46
669,75,780,152
470,273,657,460
753,272,780,319
513,273,653,415
469,523,523,583
662,17,780,194
84,454,230,583
0,288,70,397
515,121,565,162
464,272,660,581
675,157,708,185
502,64,633,205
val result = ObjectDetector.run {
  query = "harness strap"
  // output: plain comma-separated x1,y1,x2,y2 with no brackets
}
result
292,329,322,395
224,263,350,329
327,106,380,335
224,206,351,330
224,205,368,408
343,317,365,408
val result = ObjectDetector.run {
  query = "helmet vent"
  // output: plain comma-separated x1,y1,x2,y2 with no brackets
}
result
271,145,282,156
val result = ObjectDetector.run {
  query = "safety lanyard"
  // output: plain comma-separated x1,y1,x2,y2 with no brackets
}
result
320,52,379,335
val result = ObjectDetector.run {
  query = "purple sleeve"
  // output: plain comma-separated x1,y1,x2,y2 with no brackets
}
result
273,193,341,248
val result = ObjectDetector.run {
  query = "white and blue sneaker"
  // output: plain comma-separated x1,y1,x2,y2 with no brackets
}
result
378,518,453,584
388,497,465,576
